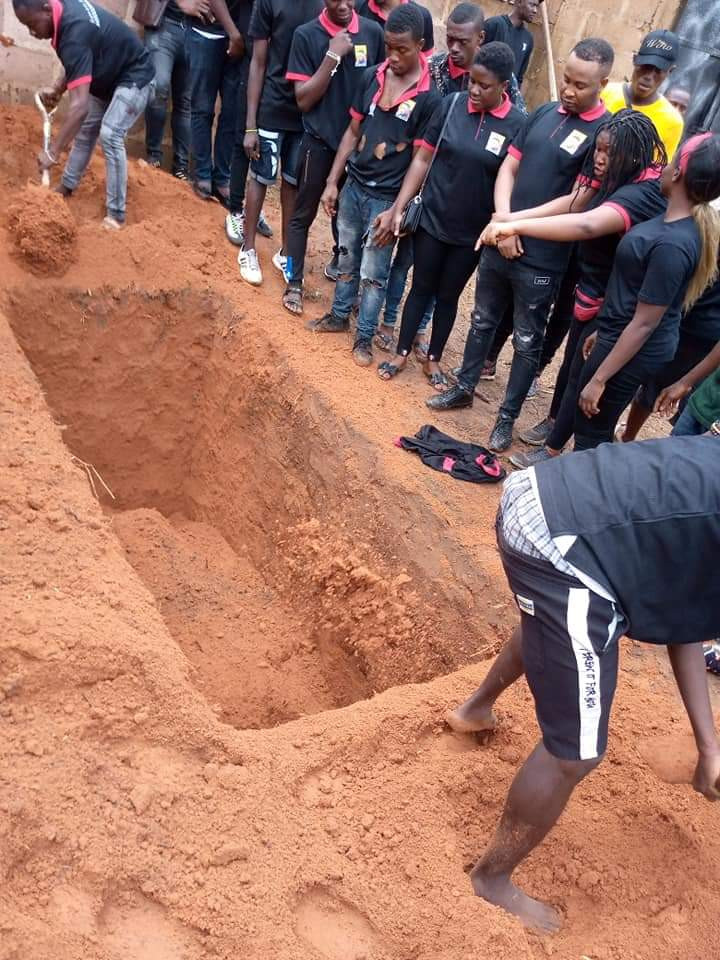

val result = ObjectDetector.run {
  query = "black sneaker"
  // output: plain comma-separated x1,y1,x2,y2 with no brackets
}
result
257,210,274,239
147,158,162,169
352,337,373,367
173,169,189,182
193,180,214,201
509,446,553,469
306,312,349,333
426,385,473,411
488,416,514,453
519,416,553,446
324,253,340,282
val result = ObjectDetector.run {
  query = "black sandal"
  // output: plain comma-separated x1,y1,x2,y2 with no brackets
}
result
282,283,303,316
425,369,449,392
377,360,404,381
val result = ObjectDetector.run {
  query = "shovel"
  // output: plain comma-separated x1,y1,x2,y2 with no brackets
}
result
34,91,57,188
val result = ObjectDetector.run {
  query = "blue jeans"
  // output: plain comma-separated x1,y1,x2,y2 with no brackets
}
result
672,405,705,436
144,16,190,173
62,83,153,222
189,29,243,187
332,179,397,341
383,234,433,334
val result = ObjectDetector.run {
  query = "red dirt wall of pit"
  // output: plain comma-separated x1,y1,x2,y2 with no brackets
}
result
1,105,719,960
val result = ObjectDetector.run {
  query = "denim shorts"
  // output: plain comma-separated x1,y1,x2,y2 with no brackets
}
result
250,129,303,186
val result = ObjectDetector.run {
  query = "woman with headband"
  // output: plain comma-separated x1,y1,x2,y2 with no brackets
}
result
482,128,720,453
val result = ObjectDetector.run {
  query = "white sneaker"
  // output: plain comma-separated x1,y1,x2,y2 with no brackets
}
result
225,211,244,246
272,249,288,280
238,247,263,286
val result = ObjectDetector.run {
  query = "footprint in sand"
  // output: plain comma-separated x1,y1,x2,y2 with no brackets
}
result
295,887,384,960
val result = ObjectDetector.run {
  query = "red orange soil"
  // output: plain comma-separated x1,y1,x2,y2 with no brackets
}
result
1,105,718,960
7,184,77,275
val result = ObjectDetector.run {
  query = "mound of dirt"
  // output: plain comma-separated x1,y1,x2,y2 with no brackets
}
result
6,185,77,276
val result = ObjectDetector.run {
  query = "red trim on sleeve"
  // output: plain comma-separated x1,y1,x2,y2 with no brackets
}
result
414,139,436,152
350,107,364,121
286,72,312,82
577,175,601,189
67,75,92,90
508,145,522,160
601,201,632,234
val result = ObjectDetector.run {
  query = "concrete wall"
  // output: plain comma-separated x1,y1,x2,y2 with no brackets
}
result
1,0,683,108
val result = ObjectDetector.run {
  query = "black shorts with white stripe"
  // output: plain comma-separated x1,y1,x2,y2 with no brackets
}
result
498,532,626,762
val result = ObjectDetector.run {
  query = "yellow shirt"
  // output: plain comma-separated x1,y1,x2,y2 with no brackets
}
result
601,82,684,160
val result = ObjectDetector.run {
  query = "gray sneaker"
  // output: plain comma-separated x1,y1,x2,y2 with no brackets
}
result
509,446,553,469
257,210,273,239
527,376,540,399
519,416,553,446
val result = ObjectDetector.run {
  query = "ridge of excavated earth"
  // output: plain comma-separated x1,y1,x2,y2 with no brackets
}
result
1,106,719,960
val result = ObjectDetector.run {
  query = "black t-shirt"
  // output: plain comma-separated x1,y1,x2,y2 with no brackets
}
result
54,0,153,101
535,435,720,645
509,101,609,273
347,59,440,199
417,93,525,247
484,14,534,84
189,0,253,37
249,0,323,132
598,214,701,361
286,11,385,150
578,174,667,300
681,264,720,339
357,0,434,55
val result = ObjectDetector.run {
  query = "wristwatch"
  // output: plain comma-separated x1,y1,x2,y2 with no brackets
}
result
325,50,342,76
710,420,720,436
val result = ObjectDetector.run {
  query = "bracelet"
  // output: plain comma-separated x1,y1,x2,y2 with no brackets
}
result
246,128,258,133
325,50,341,76
711,420,720,436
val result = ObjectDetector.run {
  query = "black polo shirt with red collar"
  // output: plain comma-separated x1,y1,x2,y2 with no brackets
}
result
286,11,385,151
51,0,153,102
509,99,609,273
347,58,441,199
357,0,434,55
417,93,526,247
249,0,323,132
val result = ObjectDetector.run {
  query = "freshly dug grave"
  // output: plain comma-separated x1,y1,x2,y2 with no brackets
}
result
1,104,719,960
6,184,77,275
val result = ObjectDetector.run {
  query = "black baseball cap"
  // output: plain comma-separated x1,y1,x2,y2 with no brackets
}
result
635,29,679,70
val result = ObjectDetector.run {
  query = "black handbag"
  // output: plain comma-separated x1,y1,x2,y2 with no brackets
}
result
399,92,461,235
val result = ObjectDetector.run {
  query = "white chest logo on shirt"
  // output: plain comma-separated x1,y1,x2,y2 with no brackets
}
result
396,99,416,122
485,131,506,156
354,44,368,67
560,129,588,155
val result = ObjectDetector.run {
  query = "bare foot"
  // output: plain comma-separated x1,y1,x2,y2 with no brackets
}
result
445,704,497,735
471,869,562,933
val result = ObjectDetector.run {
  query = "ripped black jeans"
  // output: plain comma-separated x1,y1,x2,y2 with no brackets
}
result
456,247,561,421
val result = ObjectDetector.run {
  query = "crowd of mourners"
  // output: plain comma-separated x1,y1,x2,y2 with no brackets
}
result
11,0,720,457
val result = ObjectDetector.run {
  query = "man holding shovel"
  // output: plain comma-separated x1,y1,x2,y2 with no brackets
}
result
13,0,155,229
448,434,720,932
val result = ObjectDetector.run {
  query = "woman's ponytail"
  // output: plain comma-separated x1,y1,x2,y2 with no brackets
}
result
680,134,720,310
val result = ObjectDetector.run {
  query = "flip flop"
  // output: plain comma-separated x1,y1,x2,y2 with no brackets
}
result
373,329,396,352
282,284,303,316
413,339,430,362
425,369,449,392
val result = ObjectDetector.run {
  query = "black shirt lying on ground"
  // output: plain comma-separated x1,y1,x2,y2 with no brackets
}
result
53,0,153,101
286,10,385,151
597,213,701,361
579,173,667,299
357,0,434,55
509,100,609,273
417,92,525,247
347,58,440,200
483,14,534,84
249,0,323,132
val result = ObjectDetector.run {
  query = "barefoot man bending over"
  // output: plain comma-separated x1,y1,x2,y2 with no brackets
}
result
448,434,720,932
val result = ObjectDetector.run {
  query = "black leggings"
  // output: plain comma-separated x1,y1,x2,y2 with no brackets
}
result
397,227,480,360
573,338,664,451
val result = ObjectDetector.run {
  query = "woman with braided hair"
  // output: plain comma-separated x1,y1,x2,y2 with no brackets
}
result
480,109,669,464
483,125,720,454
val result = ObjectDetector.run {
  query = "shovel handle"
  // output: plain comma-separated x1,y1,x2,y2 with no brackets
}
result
41,169,50,188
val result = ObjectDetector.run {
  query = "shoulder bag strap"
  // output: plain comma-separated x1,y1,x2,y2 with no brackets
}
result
417,91,461,198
